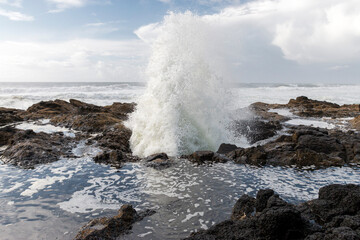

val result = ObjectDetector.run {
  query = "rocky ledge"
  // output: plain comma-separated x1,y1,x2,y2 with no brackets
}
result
74,205,155,240
0,126,77,168
227,125,360,168
186,184,360,240
251,96,360,120
1,96,360,169
0,99,135,168
186,125,360,168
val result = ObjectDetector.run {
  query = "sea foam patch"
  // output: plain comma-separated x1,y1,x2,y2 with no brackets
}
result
15,121,77,138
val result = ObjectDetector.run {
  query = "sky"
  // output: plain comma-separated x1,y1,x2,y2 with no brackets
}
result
0,0,359,83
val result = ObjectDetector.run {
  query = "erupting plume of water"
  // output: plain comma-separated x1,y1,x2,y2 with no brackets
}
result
127,12,230,157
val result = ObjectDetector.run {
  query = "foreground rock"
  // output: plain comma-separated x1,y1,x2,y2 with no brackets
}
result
74,205,155,240
226,125,360,168
0,128,76,168
186,184,360,240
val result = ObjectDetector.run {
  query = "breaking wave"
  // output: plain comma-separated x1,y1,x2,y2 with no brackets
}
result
127,12,231,157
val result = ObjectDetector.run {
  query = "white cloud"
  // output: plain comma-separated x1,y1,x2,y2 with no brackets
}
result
0,39,150,82
144,0,360,65
0,8,33,21
47,0,88,13
206,0,360,64
47,0,111,13
85,22,105,27
136,0,360,83
0,0,22,8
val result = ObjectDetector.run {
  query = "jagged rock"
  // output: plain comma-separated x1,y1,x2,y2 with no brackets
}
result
143,153,174,170
0,99,137,168
287,96,360,118
186,184,360,240
94,150,125,168
0,107,24,126
0,129,75,168
22,99,135,134
350,116,360,130
0,126,18,146
255,189,274,212
231,195,255,220
251,96,360,121
143,152,168,162
24,99,77,119
94,124,132,153
232,119,282,144
74,205,155,240
187,151,229,164
217,143,238,154
250,102,290,122
227,126,360,168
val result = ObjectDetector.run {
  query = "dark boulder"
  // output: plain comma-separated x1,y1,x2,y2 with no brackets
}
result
217,143,237,155
74,205,155,240
255,189,274,212
187,151,229,164
227,126,360,168
143,152,168,162
0,126,18,146
94,150,125,168
232,119,282,144
231,194,255,220
0,129,75,168
143,153,174,170
186,184,360,240
0,107,24,126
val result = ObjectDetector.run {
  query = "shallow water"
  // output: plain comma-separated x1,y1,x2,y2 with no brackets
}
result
1,141,359,239
1,82,360,239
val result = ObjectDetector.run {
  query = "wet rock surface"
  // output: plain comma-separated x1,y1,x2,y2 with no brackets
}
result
143,152,175,170
0,128,76,168
1,96,359,171
350,116,360,130
74,205,155,240
0,107,24,126
0,99,136,168
251,96,360,119
232,119,282,144
226,125,360,168
186,184,360,240
186,151,230,164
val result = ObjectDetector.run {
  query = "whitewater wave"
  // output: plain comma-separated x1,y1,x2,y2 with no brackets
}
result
127,12,231,157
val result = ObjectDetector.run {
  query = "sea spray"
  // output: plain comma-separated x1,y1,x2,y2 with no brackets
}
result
127,12,231,157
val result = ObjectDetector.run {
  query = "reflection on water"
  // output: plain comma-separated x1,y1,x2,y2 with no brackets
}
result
1,147,360,239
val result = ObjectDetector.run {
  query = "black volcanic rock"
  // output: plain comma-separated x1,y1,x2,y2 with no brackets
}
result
0,107,24,126
74,205,155,240
0,129,75,168
217,143,237,154
186,151,229,164
186,184,360,240
232,119,282,144
227,126,360,168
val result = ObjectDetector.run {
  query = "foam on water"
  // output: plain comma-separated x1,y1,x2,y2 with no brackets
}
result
127,12,230,157
15,120,77,138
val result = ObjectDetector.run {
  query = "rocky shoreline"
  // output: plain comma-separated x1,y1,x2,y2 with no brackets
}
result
186,184,360,240
1,96,360,239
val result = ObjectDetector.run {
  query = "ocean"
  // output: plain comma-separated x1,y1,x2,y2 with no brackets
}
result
1,82,360,239
1,82,360,110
